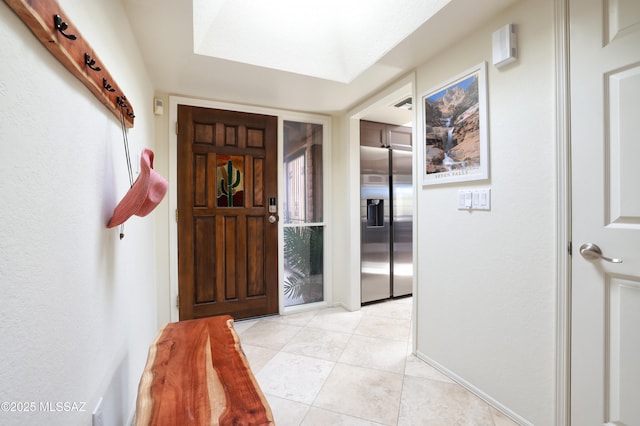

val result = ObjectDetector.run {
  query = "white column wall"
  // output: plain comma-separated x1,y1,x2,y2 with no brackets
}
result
413,1,556,424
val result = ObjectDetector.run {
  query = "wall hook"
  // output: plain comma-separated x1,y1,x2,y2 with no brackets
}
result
84,53,101,71
127,110,135,119
103,78,116,92
116,96,128,108
53,15,76,40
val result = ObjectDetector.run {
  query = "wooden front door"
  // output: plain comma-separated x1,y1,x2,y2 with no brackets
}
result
570,0,640,423
177,105,278,320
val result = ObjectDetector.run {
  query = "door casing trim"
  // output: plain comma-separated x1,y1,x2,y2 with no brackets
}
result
554,0,571,424
168,96,332,322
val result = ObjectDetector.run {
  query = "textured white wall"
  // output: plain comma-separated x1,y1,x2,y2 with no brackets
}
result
0,1,158,425
414,1,556,425
151,93,172,327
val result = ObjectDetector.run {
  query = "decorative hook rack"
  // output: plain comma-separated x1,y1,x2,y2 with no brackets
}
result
4,0,135,128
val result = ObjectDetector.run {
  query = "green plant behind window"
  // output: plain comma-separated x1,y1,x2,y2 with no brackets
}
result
283,226,323,304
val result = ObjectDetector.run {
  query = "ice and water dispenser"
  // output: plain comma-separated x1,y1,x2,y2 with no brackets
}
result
366,199,384,227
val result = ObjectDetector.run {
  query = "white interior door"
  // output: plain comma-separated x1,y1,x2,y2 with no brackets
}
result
570,0,640,424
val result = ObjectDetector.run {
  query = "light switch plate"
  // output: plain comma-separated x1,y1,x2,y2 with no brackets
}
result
474,189,491,210
458,190,472,209
458,188,491,210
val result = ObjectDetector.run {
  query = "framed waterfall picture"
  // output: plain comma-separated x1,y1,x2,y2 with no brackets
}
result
421,62,489,185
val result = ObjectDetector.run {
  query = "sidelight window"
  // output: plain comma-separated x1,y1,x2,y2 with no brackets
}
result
283,120,325,307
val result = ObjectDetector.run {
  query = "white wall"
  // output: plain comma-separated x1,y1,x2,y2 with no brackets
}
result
152,93,172,327
0,1,160,424
414,1,556,424
330,114,358,310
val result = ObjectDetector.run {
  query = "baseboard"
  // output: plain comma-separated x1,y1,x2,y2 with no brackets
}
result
414,350,532,426
127,407,136,426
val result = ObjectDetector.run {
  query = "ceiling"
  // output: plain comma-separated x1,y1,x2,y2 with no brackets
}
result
191,0,453,83
122,0,518,120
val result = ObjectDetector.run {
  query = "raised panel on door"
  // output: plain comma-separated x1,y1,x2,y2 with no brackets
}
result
246,216,266,297
218,214,240,301
606,65,640,226
605,0,640,44
194,217,215,304
607,277,640,422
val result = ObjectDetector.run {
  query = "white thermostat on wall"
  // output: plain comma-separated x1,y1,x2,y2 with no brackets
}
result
492,24,517,68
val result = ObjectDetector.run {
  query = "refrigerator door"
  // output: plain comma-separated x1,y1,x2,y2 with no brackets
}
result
360,146,391,303
391,149,413,297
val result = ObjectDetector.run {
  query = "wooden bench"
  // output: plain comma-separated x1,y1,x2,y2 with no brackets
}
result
135,315,274,425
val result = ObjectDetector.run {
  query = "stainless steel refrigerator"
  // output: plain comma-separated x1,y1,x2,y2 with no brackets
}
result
360,145,413,304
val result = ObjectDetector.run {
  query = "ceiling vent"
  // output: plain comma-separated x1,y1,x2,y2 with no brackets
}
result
393,97,413,110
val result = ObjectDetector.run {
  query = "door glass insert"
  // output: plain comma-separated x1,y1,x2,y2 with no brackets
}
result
216,155,244,207
283,121,324,307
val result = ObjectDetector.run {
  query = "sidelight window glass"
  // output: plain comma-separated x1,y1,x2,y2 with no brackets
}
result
283,120,324,307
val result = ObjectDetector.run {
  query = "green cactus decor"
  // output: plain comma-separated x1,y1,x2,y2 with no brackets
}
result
220,160,241,207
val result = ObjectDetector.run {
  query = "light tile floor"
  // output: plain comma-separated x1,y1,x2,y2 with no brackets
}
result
235,297,519,426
